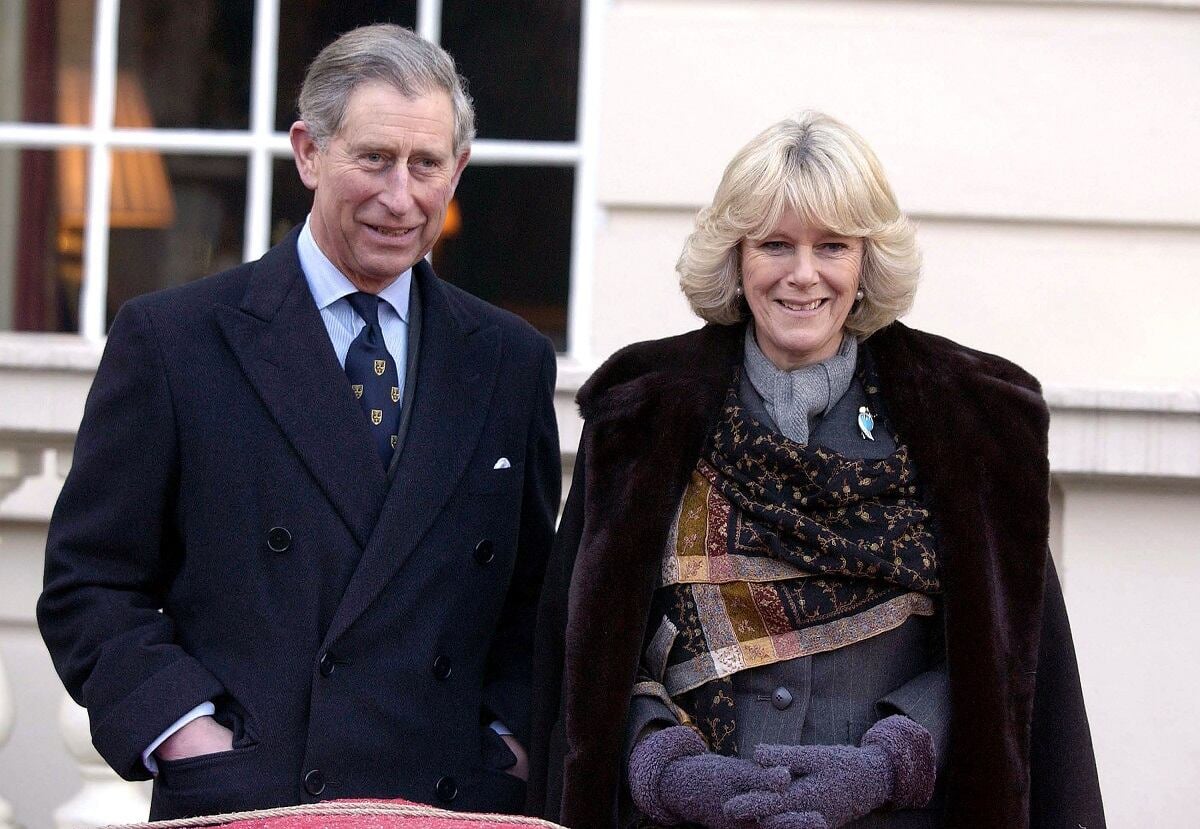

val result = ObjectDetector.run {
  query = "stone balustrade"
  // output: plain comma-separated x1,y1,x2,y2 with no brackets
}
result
0,617,149,829
54,697,150,829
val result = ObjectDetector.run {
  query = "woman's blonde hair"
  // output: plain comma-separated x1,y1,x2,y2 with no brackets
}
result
677,112,920,338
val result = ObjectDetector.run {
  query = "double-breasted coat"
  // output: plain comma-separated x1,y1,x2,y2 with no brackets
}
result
39,228,561,819
528,321,1104,829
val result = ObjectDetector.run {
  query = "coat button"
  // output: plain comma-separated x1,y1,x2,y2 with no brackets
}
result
771,687,793,710
267,526,292,553
435,776,458,802
432,656,452,680
473,539,495,564
319,652,335,677
303,768,325,796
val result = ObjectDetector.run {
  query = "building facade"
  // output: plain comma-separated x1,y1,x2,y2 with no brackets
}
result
1,1,1198,826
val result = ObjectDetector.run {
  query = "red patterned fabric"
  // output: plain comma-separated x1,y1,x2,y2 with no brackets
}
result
108,799,565,829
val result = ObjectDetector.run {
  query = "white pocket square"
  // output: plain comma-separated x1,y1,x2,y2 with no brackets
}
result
493,457,511,470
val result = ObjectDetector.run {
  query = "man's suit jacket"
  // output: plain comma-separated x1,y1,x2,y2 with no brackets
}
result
38,228,561,819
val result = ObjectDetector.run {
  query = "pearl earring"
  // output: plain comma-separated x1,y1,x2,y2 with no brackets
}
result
855,289,864,301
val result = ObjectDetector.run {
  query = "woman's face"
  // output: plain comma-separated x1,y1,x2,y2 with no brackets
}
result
740,211,863,371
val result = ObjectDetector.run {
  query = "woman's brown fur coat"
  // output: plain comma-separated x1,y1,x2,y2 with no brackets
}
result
528,321,1105,829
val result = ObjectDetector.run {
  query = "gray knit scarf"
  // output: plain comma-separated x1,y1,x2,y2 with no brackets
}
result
743,324,858,444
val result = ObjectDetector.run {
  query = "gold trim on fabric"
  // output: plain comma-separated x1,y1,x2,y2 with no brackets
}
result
661,468,813,585
645,617,678,683
663,591,936,697
631,680,694,728
662,551,808,585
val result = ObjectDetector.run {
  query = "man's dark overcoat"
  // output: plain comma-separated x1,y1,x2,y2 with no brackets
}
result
529,321,1104,829
39,228,560,818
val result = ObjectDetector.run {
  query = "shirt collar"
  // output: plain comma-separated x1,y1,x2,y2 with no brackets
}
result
297,216,412,322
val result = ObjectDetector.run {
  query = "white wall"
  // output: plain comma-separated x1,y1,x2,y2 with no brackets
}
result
599,1,1200,222
585,0,1200,391
1060,479,1200,828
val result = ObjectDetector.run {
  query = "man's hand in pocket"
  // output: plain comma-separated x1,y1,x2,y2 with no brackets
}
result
500,734,529,781
155,715,234,762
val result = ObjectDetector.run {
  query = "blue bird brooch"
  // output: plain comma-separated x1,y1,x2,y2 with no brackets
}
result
857,406,876,441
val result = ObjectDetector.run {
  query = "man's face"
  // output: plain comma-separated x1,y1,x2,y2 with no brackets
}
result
290,81,469,292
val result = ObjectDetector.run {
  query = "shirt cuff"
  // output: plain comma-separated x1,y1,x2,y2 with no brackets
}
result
142,701,216,774
488,719,513,737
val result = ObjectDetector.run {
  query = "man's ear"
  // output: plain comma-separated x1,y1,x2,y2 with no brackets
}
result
290,121,321,191
448,148,471,198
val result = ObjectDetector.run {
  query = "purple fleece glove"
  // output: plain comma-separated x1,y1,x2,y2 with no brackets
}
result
724,715,936,829
628,725,792,829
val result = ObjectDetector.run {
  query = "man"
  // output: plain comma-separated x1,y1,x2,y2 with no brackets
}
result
38,24,559,820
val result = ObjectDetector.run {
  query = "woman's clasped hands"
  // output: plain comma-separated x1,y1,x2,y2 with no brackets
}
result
628,716,935,829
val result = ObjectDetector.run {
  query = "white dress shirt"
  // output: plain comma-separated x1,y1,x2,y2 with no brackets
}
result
297,217,412,398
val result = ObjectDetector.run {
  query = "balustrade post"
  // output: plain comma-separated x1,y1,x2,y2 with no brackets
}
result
0,651,17,829
55,694,150,829
0,446,41,506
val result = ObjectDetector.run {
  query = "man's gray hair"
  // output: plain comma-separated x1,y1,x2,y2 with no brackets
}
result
298,24,476,155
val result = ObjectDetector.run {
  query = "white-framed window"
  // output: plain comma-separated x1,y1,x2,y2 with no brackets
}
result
0,0,599,356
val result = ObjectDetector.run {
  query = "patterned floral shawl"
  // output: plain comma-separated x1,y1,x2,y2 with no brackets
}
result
640,369,941,753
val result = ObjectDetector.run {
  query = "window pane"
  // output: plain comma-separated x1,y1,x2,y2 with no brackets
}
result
270,156,310,245
441,0,580,142
0,0,96,126
435,166,573,351
117,0,253,130
106,153,247,329
0,146,84,331
275,0,419,132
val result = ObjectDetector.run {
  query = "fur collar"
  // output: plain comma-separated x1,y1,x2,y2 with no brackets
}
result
578,321,1045,434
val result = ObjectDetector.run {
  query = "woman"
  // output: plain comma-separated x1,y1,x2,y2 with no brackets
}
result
528,113,1105,829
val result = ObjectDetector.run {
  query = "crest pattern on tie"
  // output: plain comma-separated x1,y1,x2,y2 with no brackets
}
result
344,292,402,467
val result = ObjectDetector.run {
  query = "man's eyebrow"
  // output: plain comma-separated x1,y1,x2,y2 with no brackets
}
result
345,140,387,153
346,138,450,158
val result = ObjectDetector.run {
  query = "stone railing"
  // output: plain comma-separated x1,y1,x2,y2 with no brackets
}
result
0,334,150,828
53,696,151,829
0,657,149,829
0,657,13,829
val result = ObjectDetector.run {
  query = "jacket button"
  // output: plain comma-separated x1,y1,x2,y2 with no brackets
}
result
771,687,793,710
303,768,325,796
474,539,495,564
319,652,335,677
267,526,292,553
435,776,457,803
432,656,452,680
